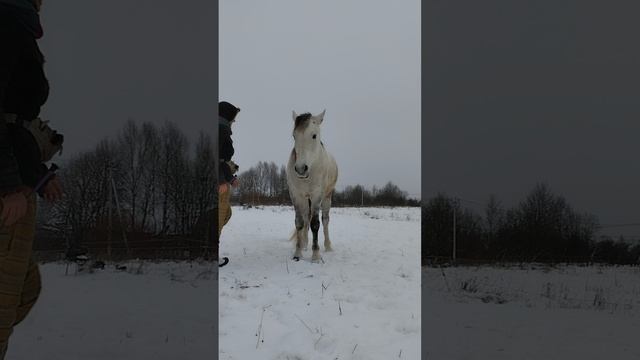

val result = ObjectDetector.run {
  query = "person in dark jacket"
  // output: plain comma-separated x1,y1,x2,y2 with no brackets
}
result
219,101,239,189
0,1,62,357
218,101,240,265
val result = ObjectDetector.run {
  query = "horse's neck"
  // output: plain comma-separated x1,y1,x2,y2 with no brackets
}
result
319,141,330,159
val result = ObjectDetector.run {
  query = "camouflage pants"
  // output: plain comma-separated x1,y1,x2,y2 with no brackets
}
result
218,189,232,239
0,196,40,359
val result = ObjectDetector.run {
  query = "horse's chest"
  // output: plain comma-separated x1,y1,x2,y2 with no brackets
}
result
300,187,315,199
296,182,321,199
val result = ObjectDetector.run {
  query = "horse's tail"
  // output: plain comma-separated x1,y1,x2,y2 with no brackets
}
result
289,228,308,249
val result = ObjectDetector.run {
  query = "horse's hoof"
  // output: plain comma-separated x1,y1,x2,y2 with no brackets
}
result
293,256,300,262
311,253,322,263
325,246,333,252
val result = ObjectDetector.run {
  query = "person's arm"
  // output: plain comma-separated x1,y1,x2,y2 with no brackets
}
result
219,126,235,183
219,162,238,184
219,126,234,161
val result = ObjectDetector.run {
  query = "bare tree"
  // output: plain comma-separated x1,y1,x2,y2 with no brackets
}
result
138,122,161,232
484,194,503,250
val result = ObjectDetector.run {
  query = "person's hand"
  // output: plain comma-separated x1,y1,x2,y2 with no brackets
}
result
219,183,230,194
230,177,239,187
42,176,63,203
0,192,28,227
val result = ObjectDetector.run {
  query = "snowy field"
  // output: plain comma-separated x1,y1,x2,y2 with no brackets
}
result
8,261,217,360
423,265,640,360
219,206,421,360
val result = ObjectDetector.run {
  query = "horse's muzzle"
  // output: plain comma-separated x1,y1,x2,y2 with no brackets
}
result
295,164,309,178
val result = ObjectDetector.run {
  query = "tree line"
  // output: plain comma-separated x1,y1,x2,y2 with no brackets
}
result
231,161,419,207
422,183,640,265
36,119,216,257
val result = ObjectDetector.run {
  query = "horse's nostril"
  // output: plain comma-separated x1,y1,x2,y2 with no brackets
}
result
295,165,308,175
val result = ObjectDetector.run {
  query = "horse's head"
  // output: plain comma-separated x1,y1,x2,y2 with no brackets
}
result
291,109,326,179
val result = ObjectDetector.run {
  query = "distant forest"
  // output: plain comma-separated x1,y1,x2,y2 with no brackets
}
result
230,161,420,207
35,119,216,259
422,183,640,266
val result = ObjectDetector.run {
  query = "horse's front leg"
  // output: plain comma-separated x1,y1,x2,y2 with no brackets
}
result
311,205,321,262
293,206,305,260
322,195,333,251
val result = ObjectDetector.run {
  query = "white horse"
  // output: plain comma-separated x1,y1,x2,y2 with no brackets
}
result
286,110,338,262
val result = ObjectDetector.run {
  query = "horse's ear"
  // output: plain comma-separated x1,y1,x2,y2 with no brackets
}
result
316,109,326,123
292,110,298,121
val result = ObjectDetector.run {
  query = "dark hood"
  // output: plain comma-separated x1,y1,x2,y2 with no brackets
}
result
218,101,239,122
0,0,43,39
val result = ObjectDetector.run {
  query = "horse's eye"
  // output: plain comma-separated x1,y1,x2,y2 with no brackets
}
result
312,134,317,139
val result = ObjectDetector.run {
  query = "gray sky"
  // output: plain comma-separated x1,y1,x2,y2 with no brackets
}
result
219,0,421,198
423,0,640,237
38,1,217,158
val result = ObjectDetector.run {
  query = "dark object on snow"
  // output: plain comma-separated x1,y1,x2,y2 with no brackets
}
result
218,257,229,267
64,247,90,275
91,260,105,270
115,264,127,271
65,247,88,262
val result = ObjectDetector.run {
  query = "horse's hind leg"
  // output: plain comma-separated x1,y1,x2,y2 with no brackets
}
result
322,195,333,251
311,206,321,262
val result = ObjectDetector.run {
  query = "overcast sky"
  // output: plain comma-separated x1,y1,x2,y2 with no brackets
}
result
38,1,216,158
423,0,640,237
219,0,421,198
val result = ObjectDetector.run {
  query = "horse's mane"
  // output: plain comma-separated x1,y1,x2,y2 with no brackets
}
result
294,113,312,130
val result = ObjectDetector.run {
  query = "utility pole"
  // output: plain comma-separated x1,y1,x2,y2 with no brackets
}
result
107,162,113,259
452,197,457,263
111,176,130,256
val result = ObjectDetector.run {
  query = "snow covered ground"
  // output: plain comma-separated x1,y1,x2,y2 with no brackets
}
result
219,206,421,360
8,261,217,360
10,207,635,360
423,265,640,360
